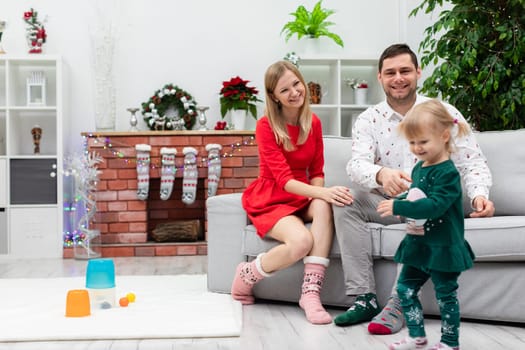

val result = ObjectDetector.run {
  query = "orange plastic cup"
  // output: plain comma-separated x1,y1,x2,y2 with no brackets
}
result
65,289,91,317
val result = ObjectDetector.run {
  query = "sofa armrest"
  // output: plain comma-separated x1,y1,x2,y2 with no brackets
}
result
206,192,248,293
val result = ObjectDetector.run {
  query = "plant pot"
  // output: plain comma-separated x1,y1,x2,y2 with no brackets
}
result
354,88,368,105
230,109,247,130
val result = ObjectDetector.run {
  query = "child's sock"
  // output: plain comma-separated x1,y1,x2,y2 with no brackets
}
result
159,147,177,200
368,295,404,334
427,342,459,350
231,254,271,304
299,256,332,324
205,143,222,197
135,144,151,200
388,336,428,350
181,147,198,205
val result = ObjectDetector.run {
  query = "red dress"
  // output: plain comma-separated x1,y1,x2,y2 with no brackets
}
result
242,114,325,238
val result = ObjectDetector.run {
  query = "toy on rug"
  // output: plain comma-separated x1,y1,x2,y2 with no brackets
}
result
126,292,136,302
85,258,116,309
118,292,136,307
119,297,129,307
65,289,91,317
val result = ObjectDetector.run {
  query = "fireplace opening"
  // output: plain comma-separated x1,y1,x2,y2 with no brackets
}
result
146,177,206,243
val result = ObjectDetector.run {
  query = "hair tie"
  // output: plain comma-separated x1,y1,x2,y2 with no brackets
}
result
453,118,458,124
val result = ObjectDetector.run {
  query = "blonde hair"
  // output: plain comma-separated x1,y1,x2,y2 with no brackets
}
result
399,99,470,154
263,60,312,151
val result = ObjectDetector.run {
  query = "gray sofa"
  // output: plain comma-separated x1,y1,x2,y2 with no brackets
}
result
207,128,525,324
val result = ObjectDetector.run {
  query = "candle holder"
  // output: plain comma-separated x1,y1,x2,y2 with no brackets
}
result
196,106,209,130
127,107,139,131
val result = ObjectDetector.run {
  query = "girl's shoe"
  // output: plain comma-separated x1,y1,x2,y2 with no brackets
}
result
388,336,427,350
427,342,459,350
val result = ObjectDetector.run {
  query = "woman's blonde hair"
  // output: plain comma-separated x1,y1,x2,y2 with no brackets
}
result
264,60,312,151
399,99,470,154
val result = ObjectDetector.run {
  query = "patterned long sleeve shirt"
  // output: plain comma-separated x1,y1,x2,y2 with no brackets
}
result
348,95,492,202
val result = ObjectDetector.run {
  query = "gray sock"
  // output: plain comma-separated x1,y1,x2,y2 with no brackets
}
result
367,295,404,335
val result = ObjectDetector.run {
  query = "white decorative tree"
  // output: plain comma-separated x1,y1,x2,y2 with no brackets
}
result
65,152,104,259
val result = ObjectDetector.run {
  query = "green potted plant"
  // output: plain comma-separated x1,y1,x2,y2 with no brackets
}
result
411,0,524,131
280,0,344,48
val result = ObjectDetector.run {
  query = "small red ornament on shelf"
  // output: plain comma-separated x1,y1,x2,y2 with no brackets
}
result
214,121,228,130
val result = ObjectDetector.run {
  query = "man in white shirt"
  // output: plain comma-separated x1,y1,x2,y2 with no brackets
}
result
332,44,495,334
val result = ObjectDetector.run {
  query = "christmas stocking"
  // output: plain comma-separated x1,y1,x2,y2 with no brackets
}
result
182,147,198,205
205,143,222,197
135,144,151,200
160,147,177,200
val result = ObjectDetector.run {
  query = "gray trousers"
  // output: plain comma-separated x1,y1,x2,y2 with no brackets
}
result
332,188,403,296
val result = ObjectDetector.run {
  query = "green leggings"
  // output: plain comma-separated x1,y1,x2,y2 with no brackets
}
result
396,265,461,348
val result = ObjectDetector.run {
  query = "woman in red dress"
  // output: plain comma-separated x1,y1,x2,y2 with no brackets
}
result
231,60,353,324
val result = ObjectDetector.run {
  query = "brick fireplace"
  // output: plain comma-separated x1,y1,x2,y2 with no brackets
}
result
63,130,258,258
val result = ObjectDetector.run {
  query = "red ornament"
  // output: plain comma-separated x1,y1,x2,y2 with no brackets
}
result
214,121,227,130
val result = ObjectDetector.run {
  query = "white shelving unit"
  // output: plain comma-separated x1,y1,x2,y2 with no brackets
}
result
299,57,385,137
0,55,63,258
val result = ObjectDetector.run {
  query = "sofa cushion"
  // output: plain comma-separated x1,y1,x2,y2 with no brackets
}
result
242,223,383,259
380,216,525,262
472,128,525,216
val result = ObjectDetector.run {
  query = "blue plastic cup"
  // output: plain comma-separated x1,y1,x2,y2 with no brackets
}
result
85,258,116,309
86,258,116,288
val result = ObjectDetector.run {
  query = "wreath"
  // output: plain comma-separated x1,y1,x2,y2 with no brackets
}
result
141,83,198,130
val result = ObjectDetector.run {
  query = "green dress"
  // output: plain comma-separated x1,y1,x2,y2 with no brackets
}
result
393,159,475,272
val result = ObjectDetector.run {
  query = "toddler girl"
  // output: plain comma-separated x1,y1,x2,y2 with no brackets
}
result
377,99,475,350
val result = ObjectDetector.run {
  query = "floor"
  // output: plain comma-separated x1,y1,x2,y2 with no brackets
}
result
0,256,523,350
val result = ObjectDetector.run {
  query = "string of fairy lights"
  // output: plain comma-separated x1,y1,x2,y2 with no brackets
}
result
81,133,257,170
63,133,257,248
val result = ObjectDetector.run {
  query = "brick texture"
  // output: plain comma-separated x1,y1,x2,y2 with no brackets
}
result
66,131,258,258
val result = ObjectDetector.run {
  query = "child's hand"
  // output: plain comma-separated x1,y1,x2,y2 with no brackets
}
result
377,199,394,217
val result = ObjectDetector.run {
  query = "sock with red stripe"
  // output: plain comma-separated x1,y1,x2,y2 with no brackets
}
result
182,147,198,205
368,295,404,335
135,144,151,200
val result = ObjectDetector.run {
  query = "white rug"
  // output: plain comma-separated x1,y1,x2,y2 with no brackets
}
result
0,275,242,342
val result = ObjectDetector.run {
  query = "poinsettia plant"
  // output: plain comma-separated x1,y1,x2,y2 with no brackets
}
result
219,76,262,120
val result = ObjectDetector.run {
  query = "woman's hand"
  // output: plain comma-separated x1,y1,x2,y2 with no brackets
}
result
323,186,353,207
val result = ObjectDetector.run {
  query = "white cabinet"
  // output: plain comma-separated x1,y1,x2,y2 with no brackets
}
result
9,207,61,258
0,55,63,257
299,57,385,137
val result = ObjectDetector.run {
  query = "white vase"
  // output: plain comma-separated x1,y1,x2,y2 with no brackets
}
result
301,37,322,56
230,109,247,130
354,88,368,105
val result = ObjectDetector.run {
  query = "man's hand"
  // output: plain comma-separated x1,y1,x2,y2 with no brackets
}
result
470,196,495,218
377,167,412,197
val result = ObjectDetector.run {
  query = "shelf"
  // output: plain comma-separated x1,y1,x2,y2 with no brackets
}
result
0,56,63,257
7,109,57,156
299,57,384,137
